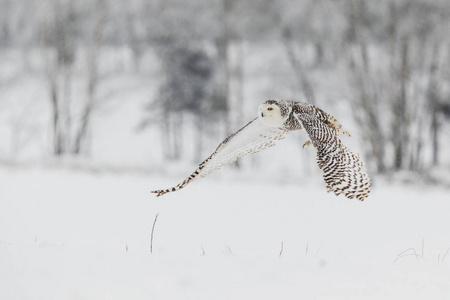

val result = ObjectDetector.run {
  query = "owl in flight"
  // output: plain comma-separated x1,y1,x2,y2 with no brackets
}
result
152,100,371,201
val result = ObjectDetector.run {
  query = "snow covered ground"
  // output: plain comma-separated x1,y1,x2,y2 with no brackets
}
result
1,165,449,299
1,42,450,299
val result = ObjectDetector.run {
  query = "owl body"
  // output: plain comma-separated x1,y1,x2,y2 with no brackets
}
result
152,100,371,201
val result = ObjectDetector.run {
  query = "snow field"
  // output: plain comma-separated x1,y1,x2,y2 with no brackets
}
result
1,166,450,299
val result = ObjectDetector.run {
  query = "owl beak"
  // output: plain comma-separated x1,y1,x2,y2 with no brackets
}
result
261,112,265,117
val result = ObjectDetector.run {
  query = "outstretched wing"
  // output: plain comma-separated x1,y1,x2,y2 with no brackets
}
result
294,103,371,201
152,117,287,197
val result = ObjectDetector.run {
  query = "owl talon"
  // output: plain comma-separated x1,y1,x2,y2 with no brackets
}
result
302,140,312,149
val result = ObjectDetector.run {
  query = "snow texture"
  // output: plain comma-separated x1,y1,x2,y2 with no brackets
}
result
1,166,450,299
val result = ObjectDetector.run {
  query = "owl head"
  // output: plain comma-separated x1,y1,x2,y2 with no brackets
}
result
258,100,288,128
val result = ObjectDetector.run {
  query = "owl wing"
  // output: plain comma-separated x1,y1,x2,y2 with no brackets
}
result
293,103,371,201
152,117,287,197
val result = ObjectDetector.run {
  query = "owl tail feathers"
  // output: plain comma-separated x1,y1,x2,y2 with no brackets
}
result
151,165,205,197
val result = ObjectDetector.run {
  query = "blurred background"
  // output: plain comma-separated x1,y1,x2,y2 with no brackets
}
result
0,0,449,183
2,2,450,298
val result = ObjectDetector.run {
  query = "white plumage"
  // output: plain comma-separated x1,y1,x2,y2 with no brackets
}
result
200,117,287,177
152,100,371,201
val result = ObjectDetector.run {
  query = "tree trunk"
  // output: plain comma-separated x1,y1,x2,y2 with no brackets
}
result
392,35,410,170
73,0,105,155
51,83,64,156
281,26,316,105
217,0,232,135
347,0,386,173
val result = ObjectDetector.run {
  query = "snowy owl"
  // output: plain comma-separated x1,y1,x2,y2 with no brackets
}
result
152,100,371,201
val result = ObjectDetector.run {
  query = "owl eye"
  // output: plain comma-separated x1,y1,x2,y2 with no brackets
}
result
267,107,273,111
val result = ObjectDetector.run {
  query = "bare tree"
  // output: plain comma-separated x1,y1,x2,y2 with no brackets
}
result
344,0,450,174
280,25,316,105
41,0,105,156
41,0,77,155
346,0,386,173
73,0,106,154
391,34,410,170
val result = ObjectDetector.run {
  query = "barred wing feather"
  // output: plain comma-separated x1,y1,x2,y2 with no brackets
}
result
294,107,371,201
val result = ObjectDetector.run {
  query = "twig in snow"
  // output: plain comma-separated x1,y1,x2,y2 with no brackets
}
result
397,247,417,257
394,247,423,262
421,238,424,257
201,245,206,255
279,241,284,257
316,245,321,256
150,213,159,254
305,242,309,256
441,248,450,262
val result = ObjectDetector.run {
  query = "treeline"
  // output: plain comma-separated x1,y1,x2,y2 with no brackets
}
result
0,0,449,173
